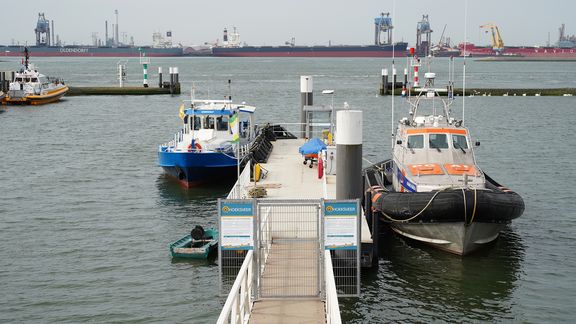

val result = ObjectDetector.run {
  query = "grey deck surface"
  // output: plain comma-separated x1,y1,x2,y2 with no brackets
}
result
249,299,325,324
249,241,324,324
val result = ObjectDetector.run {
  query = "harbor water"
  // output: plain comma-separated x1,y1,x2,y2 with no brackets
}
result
1,57,575,323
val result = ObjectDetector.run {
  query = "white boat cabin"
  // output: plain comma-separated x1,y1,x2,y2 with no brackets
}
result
392,82,485,193
170,100,255,153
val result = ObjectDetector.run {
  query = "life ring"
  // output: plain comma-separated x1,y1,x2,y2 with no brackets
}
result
187,142,202,152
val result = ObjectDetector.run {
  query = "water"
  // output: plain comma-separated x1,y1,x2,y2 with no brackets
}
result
1,57,575,323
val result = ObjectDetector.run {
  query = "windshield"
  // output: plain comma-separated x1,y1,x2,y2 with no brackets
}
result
452,134,469,149
407,135,424,149
429,134,448,149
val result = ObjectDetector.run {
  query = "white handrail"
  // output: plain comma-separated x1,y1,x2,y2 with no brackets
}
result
217,250,254,324
324,251,342,324
227,160,251,199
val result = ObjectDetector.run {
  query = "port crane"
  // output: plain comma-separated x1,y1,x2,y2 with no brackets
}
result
480,24,504,52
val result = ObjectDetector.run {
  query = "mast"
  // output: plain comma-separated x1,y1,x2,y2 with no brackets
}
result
24,47,29,70
390,1,396,149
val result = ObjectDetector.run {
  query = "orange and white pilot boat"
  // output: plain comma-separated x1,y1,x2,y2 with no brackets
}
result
364,56,524,255
2,47,68,105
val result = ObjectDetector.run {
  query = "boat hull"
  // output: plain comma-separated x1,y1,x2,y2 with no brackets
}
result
158,150,238,187
391,222,506,255
3,86,69,105
364,162,524,255
1,45,183,57
212,43,408,58
169,231,219,259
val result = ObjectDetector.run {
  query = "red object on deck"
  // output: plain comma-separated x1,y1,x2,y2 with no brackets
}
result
318,157,324,179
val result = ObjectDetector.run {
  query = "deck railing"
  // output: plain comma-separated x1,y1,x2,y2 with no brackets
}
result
216,250,254,324
324,250,342,324
227,160,251,199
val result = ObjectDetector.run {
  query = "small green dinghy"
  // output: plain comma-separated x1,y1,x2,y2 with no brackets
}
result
170,226,219,259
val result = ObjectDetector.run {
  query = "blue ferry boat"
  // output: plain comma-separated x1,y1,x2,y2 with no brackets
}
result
158,100,256,187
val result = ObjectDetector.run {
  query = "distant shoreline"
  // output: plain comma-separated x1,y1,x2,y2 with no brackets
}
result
477,57,576,62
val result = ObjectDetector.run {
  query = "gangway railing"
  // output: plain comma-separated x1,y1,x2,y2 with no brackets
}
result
325,250,342,324
216,250,254,324
227,160,251,199
217,199,359,323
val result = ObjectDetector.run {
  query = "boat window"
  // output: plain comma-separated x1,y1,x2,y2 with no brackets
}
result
31,78,38,82
15,77,23,82
429,134,448,149
452,134,469,149
407,135,424,149
193,116,201,130
203,116,215,129
216,116,228,131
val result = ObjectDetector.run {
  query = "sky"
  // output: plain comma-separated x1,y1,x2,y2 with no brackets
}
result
1,0,575,47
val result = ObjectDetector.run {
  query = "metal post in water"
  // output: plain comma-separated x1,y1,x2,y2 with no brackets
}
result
381,69,388,95
300,76,313,138
404,68,408,86
169,67,174,94
336,110,363,200
158,67,163,88
118,63,124,88
143,62,148,88
393,68,397,90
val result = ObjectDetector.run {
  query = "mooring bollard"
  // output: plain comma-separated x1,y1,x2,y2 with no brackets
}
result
158,67,163,88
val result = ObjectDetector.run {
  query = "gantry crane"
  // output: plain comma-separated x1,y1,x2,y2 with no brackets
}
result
480,24,504,52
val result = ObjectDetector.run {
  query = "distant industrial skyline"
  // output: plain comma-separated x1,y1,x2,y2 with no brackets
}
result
1,0,575,48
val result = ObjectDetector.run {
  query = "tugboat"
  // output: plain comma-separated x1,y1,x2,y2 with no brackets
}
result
158,98,257,187
364,55,524,255
2,47,68,105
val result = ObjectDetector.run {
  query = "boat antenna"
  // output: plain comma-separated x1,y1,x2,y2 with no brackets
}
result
390,0,396,149
24,47,29,70
462,0,468,124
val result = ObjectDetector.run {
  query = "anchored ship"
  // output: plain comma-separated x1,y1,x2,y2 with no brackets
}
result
211,13,408,58
1,12,183,57
460,24,576,59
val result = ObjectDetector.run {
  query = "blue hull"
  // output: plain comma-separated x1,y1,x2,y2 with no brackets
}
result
158,150,239,186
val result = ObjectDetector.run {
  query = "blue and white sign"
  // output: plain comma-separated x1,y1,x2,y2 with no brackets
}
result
220,201,254,250
324,201,358,250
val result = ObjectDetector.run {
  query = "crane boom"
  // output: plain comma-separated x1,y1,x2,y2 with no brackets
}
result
480,24,504,51
438,24,447,46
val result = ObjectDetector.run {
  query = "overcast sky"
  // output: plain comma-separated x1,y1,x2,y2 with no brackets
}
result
1,0,575,47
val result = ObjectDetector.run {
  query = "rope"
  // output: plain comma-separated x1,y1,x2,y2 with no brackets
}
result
466,188,478,226
378,189,443,223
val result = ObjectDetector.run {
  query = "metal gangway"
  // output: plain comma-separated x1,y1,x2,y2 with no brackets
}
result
216,198,360,324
